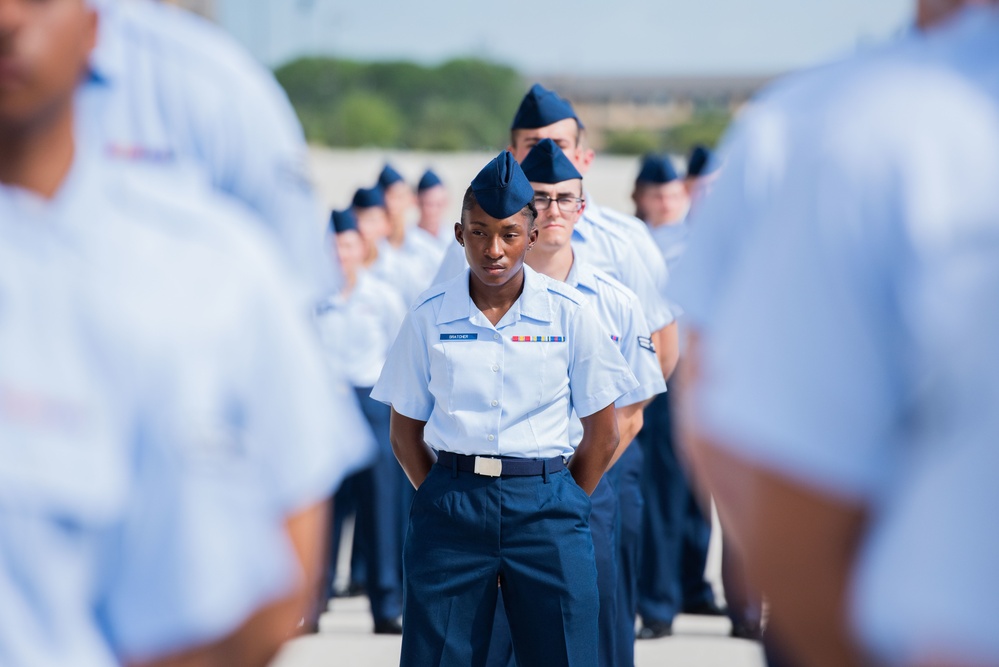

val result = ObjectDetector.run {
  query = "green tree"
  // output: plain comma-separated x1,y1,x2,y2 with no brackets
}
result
661,113,731,155
275,57,524,151
603,129,662,155
330,92,403,147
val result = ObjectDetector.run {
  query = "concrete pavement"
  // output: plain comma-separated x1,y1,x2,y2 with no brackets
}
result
270,597,767,667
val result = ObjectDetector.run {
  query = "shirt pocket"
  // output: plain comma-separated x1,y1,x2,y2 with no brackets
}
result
441,340,497,415
504,337,569,414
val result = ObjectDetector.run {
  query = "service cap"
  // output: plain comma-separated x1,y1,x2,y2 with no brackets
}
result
687,145,718,178
636,155,680,184
329,208,358,234
511,83,583,130
378,164,405,189
418,169,443,192
520,138,582,184
352,186,385,209
471,151,535,220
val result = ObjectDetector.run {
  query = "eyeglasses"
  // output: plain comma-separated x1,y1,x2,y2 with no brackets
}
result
533,195,584,213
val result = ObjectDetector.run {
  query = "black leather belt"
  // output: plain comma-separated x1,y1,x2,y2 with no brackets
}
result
436,451,566,478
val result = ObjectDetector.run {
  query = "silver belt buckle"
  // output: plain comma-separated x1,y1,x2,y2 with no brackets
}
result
474,456,503,477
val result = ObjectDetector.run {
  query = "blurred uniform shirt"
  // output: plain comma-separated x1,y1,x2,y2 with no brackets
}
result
413,222,454,249
648,220,689,272
78,0,338,298
672,9,999,665
373,233,445,306
95,159,373,513
315,271,408,388
0,157,336,664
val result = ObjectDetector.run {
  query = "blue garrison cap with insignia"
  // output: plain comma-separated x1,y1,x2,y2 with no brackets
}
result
636,155,680,184
471,151,535,220
418,169,443,192
378,164,405,189
687,145,717,178
511,83,583,130
520,138,582,184
330,209,358,234
352,186,385,209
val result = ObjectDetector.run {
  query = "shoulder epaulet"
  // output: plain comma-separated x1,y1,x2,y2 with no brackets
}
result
543,273,587,306
412,275,454,309
590,267,639,303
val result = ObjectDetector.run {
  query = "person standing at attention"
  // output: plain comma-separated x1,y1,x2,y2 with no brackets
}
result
371,151,639,667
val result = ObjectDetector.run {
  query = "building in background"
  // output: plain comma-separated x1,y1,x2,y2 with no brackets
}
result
537,75,771,151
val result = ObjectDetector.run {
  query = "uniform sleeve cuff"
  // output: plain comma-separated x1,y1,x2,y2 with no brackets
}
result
575,375,641,418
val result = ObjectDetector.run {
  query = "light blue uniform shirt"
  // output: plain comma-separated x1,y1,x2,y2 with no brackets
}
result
432,221,674,331
667,95,790,331
678,9,999,665
648,220,689,272
373,231,446,306
413,222,455,248
315,271,408,388
431,237,469,286
571,214,674,331
47,151,370,512
372,266,639,460
402,225,447,277
564,260,667,447
584,192,670,290
77,0,337,298
0,166,309,665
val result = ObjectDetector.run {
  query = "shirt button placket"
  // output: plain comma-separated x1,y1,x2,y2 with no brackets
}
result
491,329,504,453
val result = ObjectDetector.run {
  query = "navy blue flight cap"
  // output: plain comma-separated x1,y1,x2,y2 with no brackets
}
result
377,164,405,189
352,186,385,209
418,169,443,192
471,151,535,220
329,208,358,234
520,138,582,184
687,145,717,178
511,83,583,130
636,155,680,184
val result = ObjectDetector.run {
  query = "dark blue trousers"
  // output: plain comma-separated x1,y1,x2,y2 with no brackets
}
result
326,387,402,622
637,390,714,624
402,463,598,667
610,443,644,666
484,476,617,667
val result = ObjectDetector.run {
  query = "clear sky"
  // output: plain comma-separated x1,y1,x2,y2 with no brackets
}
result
220,0,914,75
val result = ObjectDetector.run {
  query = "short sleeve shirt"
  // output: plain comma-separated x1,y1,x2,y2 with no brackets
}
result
41,154,370,514
371,266,639,459
681,10,999,663
584,194,671,292
315,272,408,388
571,215,674,330
565,260,667,447
0,165,303,665
78,0,337,298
